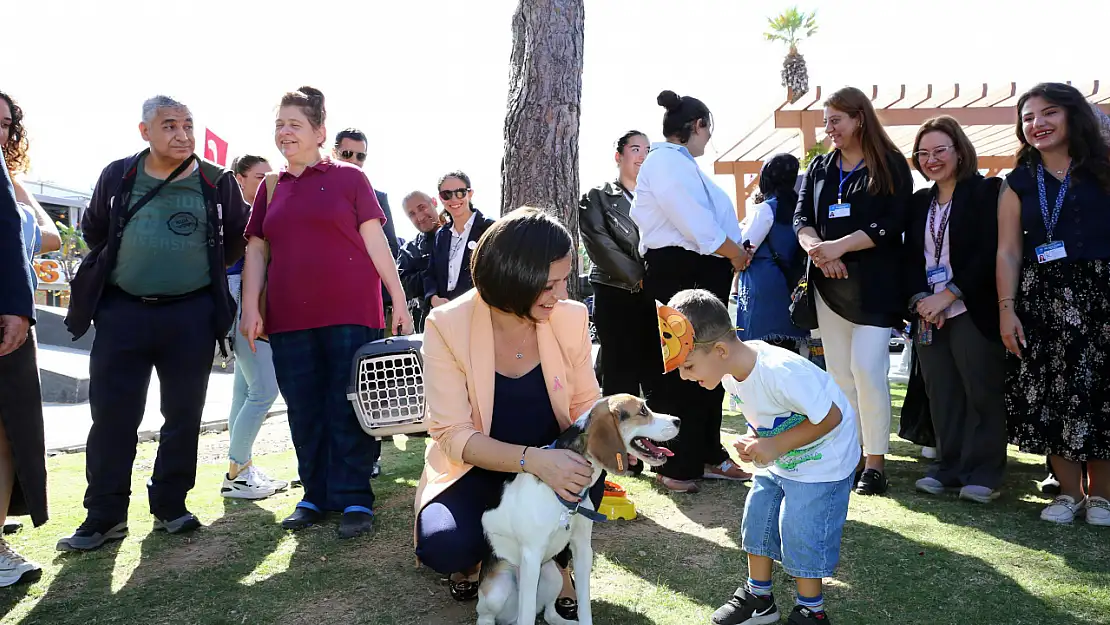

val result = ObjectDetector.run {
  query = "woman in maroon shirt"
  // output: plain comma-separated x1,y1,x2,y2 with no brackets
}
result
240,86,412,539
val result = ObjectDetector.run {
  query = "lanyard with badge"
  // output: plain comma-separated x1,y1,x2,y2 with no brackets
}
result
828,154,864,219
1035,164,1070,263
926,197,952,286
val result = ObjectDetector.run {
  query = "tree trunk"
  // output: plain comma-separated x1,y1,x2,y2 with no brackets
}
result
500,0,585,300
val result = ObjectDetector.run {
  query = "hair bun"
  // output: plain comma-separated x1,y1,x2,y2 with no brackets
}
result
657,90,682,111
297,86,325,107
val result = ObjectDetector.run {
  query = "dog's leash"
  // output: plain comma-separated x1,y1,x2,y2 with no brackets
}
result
545,443,609,527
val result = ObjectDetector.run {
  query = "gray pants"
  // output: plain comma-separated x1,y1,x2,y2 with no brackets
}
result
916,313,1008,489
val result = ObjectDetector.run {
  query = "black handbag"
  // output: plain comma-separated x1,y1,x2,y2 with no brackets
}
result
788,257,819,331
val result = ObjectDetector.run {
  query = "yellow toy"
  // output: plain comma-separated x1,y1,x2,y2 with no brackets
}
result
599,480,637,521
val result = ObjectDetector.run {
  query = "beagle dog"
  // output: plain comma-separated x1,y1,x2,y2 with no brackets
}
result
477,394,680,625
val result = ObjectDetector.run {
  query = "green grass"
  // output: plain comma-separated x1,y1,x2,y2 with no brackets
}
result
2,386,1108,625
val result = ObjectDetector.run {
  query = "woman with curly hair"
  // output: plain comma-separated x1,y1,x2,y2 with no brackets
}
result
2,91,59,254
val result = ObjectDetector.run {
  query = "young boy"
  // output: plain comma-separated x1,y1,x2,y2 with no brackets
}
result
666,289,860,625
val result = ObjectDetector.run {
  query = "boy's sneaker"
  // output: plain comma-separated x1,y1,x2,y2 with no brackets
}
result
788,605,830,623
56,519,128,552
1040,495,1086,524
0,540,42,587
153,513,202,534
855,469,888,496
711,587,780,625
1086,497,1110,526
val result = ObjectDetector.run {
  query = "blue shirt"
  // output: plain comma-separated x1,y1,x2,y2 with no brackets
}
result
1007,164,1110,263
18,203,41,290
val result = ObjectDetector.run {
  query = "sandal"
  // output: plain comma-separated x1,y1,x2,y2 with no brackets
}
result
655,474,700,493
449,577,480,602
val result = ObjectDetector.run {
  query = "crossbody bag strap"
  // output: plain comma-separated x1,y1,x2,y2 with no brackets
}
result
118,154,196,230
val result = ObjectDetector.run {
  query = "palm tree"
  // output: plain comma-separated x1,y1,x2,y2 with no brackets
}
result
764,7,818,103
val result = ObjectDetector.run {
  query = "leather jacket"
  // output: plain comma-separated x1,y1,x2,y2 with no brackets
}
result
578,180,644,291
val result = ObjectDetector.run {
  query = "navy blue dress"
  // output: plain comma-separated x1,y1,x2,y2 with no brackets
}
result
736,196,808,345
415,365,606,574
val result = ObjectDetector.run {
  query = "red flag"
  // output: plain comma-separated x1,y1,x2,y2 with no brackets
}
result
204,128,228,166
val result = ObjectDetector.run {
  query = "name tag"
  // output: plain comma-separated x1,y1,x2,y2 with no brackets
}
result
828,203,851,219
926,266,949,286
1035,241,1067,264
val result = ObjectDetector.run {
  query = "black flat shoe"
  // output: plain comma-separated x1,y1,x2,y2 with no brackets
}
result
855,469,889,496
338,511,374,539
555,596,578,620
449,578,479,602
281,506,323,531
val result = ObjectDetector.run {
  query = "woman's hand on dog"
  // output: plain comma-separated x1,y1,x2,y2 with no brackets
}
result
525,448,594,502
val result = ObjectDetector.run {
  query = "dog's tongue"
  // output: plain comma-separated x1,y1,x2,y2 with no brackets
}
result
642,439,674,457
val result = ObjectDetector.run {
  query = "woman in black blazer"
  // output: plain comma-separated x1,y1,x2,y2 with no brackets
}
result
794,86,912,496
425,170,496,307
904,116,1007,503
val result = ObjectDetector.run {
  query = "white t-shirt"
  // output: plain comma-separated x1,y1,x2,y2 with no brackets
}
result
722,341,860,483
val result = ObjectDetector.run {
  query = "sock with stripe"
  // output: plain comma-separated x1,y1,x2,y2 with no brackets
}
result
797,592,824,613
747,577,773,598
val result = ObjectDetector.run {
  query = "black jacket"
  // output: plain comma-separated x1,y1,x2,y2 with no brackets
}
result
65,150,250,341
904,174,1003,342
399,230,434,305
578,180,643,291
424,209,496,301
377,190,401,308
793,150,912,327
0,150,35,323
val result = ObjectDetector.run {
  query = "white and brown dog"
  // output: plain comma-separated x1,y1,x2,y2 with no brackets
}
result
476,394,680,625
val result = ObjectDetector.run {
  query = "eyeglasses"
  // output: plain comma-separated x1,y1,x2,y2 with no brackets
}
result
439,188,470,201
339,150,367,162
913,145,955,161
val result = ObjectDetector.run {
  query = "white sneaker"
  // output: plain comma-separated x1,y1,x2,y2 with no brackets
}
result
921,446,937,459
0,540,42,587
221,466,278,500
1040,495,1086,524
1086,497,1110,527
251,466,289,493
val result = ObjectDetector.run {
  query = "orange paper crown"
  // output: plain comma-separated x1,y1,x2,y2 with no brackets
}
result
657,301,695,374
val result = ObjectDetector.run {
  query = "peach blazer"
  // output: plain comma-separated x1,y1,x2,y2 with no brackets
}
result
413,290,602,515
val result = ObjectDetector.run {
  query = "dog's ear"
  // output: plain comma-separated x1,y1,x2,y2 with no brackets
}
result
586,400,629,475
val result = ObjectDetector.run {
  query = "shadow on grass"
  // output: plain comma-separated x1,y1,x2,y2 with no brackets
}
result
0,570,33,618
591,599,658,624
837,520,1094,625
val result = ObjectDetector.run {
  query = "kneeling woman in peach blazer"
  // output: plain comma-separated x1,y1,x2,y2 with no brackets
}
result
414,208,605,615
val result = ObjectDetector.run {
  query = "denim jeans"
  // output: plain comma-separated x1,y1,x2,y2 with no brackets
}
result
227,274,279,465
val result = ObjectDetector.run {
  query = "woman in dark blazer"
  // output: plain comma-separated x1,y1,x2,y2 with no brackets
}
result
425,170,496,308
904,116,1007,504
794,86,912,496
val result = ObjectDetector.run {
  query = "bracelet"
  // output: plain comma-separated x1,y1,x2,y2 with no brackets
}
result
520,446,529,473
998,296,1014,303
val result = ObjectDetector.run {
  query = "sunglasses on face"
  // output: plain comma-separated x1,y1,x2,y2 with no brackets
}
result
340,150,367,162
439,188,470,201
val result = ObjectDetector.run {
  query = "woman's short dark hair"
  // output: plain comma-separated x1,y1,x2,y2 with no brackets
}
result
231,154,268,177
615,130,647,154
657,90,712,143
1014,82,1110,192
911,116,978,181
438,170,476,212
471,207,573,320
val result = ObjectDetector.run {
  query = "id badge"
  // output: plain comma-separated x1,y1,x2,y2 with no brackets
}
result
926,265,949,286
1035,241,1067,264
828,202,851,218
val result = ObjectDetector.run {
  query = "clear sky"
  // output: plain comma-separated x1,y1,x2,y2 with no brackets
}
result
6,0,1105,241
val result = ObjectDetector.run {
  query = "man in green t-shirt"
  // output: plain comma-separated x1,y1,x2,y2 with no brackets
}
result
58,96,250,552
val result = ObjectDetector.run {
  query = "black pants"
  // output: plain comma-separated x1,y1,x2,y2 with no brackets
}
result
84,290,216,523
916,314,1008,489
0,329,48,526
591,282,658,397
642,247,732,480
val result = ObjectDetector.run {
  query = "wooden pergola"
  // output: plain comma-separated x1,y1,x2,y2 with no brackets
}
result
714,81,1110,219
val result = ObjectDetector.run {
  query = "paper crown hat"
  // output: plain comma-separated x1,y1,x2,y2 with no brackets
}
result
657,301,695,374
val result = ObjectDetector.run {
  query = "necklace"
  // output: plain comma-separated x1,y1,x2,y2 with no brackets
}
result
514,327,532,359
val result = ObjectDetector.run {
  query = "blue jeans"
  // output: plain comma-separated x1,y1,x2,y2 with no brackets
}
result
741,473,852,579
227,274,280,465
270,325,382,512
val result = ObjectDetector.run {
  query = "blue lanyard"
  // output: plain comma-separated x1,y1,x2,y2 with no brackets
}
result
1035,164,1071,241
837,153,865,203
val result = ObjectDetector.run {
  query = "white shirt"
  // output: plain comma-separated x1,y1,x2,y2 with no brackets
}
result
447,211,477,292
722,341,860,483
739,200,775,251
632,142,743,257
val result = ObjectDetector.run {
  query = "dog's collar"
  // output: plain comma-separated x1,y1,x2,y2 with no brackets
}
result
545,442,608,523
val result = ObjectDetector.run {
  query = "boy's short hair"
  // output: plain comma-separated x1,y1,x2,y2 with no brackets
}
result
667,289,736,350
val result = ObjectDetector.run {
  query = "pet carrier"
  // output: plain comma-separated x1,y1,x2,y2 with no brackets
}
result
346,335,428,437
